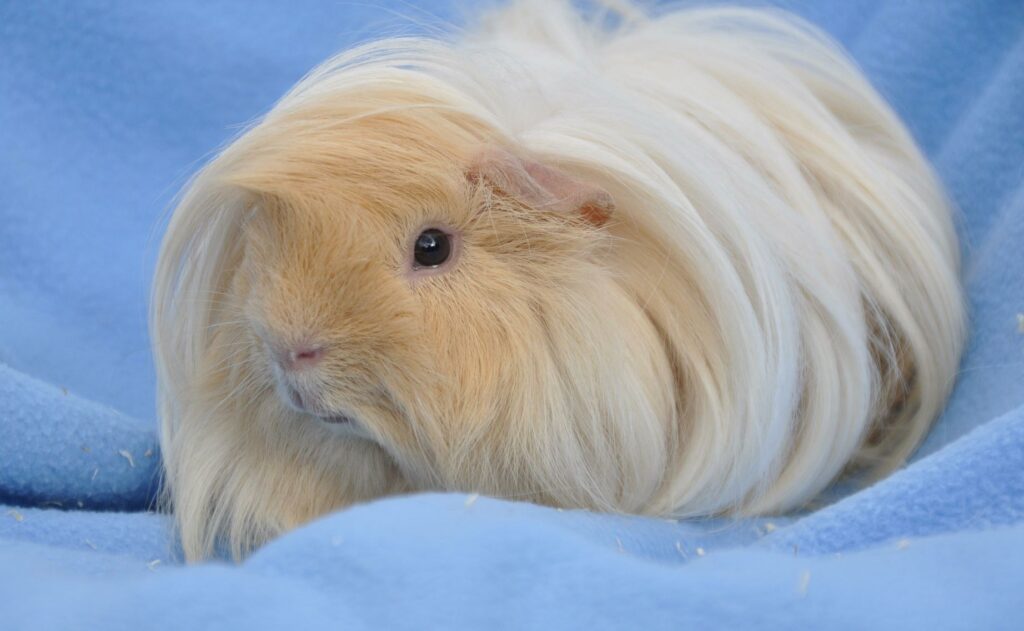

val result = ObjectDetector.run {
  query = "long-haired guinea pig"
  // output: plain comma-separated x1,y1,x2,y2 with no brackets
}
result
152,0,967,561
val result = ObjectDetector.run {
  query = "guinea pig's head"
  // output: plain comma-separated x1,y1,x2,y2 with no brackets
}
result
156,86,676,557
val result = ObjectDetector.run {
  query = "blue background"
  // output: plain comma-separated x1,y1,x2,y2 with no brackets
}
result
1,1,1023,628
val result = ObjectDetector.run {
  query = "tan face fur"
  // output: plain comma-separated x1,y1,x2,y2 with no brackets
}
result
222,106,672,506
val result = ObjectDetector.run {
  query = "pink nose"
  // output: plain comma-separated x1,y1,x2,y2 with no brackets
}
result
278,344,325,371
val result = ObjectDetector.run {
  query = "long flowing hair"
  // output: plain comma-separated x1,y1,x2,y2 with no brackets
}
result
152,0,966,560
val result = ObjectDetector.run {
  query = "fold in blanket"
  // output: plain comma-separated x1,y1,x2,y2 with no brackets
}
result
0,364,159,511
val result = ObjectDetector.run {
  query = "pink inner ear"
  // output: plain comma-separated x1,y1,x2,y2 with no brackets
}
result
467,147,614,226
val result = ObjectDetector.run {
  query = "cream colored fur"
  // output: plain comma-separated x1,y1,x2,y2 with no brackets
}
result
151,0,967,561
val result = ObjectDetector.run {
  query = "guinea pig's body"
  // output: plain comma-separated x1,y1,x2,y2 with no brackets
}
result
153,0,966,561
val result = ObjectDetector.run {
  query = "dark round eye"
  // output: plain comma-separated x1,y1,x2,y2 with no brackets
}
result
413,228,451,268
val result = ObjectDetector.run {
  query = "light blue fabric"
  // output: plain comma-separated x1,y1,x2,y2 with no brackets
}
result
1,1,1023,628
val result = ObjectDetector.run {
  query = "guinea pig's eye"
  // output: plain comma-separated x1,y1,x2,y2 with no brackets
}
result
413,228,451,268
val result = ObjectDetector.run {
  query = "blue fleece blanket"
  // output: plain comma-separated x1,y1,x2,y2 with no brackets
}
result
2,1,1023,628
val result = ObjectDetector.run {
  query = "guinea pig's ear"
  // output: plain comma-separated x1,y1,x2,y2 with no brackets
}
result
467,147,614,226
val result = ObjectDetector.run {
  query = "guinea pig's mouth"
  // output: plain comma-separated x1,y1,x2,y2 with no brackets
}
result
277,381,369,435
311,410,376,441
316,413,354,425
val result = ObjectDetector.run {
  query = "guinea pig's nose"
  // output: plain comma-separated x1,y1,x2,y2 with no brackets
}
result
278,344,326,372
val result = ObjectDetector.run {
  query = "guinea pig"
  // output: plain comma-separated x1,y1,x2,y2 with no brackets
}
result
151,0,967,561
